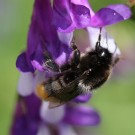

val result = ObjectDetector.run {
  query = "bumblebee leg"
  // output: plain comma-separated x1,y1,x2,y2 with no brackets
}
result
60,39,80,72
70,39,80,68
71,49,80,67
43,50,60,72
71,51,80,68
44,59,60,72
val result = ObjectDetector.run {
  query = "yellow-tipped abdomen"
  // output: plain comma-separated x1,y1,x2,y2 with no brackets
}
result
36,83,49,100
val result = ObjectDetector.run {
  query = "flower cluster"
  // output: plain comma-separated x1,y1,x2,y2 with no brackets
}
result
11,0,131,135
11,94,100,135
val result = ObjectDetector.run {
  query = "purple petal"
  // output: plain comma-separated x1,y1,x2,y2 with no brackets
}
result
16,52,34,72
37,125,50,135
91,4,131,27
107,4,131,20
40,102,65,124
34,0,72,62
58,124,77,135
26,0,72,68
30,42,45,71
64,105,100,126
31,60,44,71
53,0,91,32
53,0,72,31
91,8,123,27
25,0,53,68
11,115,39,135
71,3,91,27
57,31,73,46
24,94,41,118
74,94,92,103
11,95,41,135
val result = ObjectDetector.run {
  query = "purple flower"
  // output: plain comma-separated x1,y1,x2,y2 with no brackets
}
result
16,0,73,73
11,95,41,135
16,0,131,73
11,95,100,135
13,0,131,135
53,1,131,32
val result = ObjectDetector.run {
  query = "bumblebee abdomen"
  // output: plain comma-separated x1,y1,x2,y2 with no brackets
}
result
36,83,49,100
36,82,62,103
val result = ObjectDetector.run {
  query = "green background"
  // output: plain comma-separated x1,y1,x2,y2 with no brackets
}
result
0,0,135,135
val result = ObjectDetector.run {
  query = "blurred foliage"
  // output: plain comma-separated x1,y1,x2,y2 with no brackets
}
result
130,5,135,20
0,0,135,135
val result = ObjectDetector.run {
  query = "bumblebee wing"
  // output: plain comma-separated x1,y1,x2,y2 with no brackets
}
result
55,77,83,100
48,101,65,109
37,71,84,108
48,79,82,109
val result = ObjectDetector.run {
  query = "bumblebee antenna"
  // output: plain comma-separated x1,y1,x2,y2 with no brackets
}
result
98,27,102,43
96,27,102,50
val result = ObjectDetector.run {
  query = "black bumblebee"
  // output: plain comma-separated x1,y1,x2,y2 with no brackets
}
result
36,28,119,107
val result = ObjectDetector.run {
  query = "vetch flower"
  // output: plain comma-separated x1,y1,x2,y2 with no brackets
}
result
13,0,131,135
11,95,100,135
16,0,131,73
53,1,131,32
11,95,41,135
16,0,73,73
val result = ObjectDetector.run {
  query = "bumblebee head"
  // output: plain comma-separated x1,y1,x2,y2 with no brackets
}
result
95,41,112,63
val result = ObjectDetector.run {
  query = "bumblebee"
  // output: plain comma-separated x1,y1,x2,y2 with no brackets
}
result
36,28,119,107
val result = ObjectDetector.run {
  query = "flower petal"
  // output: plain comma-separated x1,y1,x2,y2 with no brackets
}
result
30,43,45,71
40,102,65,124
26,0,72,68
91,8,123,27
11,114,38,135
37,124,50,135
53,0,91,32
17,72,34,96
91,4,131,27
57,31,73,45
16,52,34,72
58,124,77,135
64,105,100,126
73,94,92,103
31,60,44,72
87,27,121,56
107,4,131,20
24,94,41,118
53,0,72,31
33,71,46,93
11,95,41,135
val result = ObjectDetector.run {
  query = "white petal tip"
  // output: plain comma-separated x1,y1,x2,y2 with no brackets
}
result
17,72,34,96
